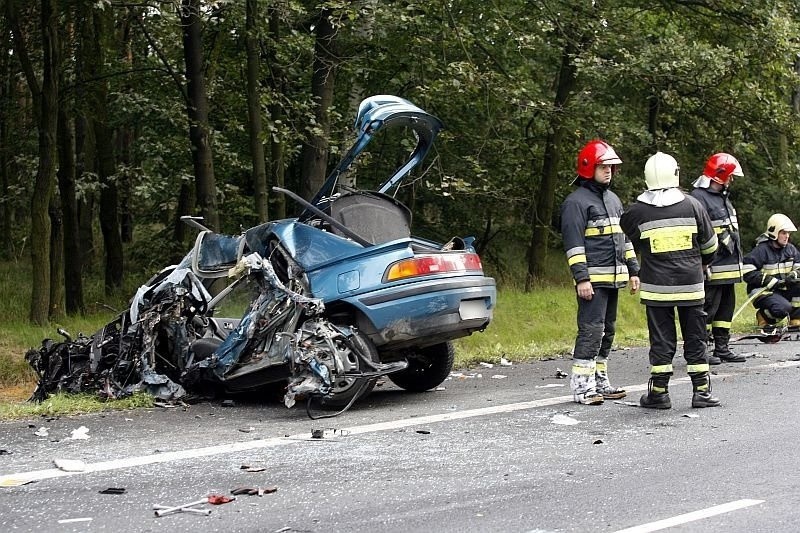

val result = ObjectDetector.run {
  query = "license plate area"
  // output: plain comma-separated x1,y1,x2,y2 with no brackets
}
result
458,299,489,320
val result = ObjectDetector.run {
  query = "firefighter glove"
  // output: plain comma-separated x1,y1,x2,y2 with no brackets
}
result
766,276,784,290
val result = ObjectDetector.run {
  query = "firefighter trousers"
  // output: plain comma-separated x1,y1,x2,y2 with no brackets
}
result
703,284,735,334
573,287,618,361
645,304,707,368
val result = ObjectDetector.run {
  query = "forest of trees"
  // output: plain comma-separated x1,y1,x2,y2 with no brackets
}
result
0,0,799,324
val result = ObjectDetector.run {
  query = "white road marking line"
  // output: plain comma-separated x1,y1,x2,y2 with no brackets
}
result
611,499,765,533
2,360,797,487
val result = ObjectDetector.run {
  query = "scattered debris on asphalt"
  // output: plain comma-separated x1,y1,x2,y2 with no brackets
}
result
53,459,87,472
500,357,512,366
153,504,210,516
416,429,431,435
238,427,255,433
240,465,266,473
311,428,324,439
99,487,127,495
449,372,483,379
57,518,93,524
68,426,90,440
593,439,603,445
0,449,11,455
554,369,568,379
221,399,236,407
613,400,640,407
479,362,494,368
535,384,565,389
491,374,507,379
231,486,278,496
34,427,50,437
550,413,580,425
682,413,700,418
435,386,446,391
154,494,234,517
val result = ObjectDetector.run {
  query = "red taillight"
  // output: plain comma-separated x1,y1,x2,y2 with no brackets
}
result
385,253,483,281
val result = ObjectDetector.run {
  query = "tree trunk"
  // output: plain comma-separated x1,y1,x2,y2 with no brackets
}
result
525,40,579,291
57,107,84,314
118,10,135,243
246,0,269,223
49,196,64,320
181,0,219,231
173,180,195,244
268,6,286,219
7,0,60,324
85,6,124,293
300,8,337,201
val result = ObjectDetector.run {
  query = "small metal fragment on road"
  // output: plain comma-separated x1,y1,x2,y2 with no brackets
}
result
491,374,507,379
240,465,266,472
153,504,210,516
535,384,565,389
435,386,446,391
34,427,50,437
207,494,235,505
613,400,639,407
57,518,93,524
593,439,603,445
682,413,700,418
221,399,235,407
555,369,568,379
479,362,494,368
99,487,126,494
416,429,431,434
500,357,512,366
238,427,255,433
311,428,324,439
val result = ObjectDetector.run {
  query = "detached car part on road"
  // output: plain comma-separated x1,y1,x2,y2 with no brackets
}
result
26,95,497,417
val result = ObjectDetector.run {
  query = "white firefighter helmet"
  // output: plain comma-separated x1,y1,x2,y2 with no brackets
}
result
766,213,797,240
644,152,680,190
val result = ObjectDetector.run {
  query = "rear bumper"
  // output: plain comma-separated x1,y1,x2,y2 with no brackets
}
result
344,276,496,350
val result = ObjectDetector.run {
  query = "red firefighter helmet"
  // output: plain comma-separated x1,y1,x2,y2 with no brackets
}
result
576,140,622,179
703,152,743,185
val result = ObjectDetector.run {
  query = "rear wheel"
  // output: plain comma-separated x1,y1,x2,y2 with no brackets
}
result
388,341,454,392
320,331,380,408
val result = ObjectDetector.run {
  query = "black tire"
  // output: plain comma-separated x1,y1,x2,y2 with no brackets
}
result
320,331,380,408
388,341,454,392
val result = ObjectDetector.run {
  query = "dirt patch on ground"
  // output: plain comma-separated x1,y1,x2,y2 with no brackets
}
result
0,383,33,402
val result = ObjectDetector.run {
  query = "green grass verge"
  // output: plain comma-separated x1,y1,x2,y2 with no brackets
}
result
0,392,154,420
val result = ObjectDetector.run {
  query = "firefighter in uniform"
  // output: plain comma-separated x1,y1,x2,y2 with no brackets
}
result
690,153,746,364
560,140,640,405
620,152,719,409
742,214,800,327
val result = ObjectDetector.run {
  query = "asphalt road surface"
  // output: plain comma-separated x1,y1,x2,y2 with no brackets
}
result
2,339,800,533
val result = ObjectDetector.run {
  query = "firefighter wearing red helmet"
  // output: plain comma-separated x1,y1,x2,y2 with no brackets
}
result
560,140,640,405
690,153,746,364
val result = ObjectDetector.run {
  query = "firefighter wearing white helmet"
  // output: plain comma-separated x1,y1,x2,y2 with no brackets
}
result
560,140,641,405
690,153,746,365
742,213,800,328
620,152,720,409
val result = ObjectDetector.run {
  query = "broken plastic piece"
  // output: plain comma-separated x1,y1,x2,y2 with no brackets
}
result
53,459,87,472
550,414,580,425
416,429,431,434
69,426,90,440
555,369,568,379
207,494,235,505
500,357,512,366
99,487,126,495
34,427,50,437
479,362,494,368
221,399,236,407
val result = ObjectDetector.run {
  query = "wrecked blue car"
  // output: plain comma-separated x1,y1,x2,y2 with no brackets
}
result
26,95,497,416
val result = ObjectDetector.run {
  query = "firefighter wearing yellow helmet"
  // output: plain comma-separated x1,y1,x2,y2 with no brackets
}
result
742,214,800,328
620,152,720,409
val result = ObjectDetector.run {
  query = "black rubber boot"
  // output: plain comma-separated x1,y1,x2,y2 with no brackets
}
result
690,371,720,408
640,375,671,409
713,331,745,363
